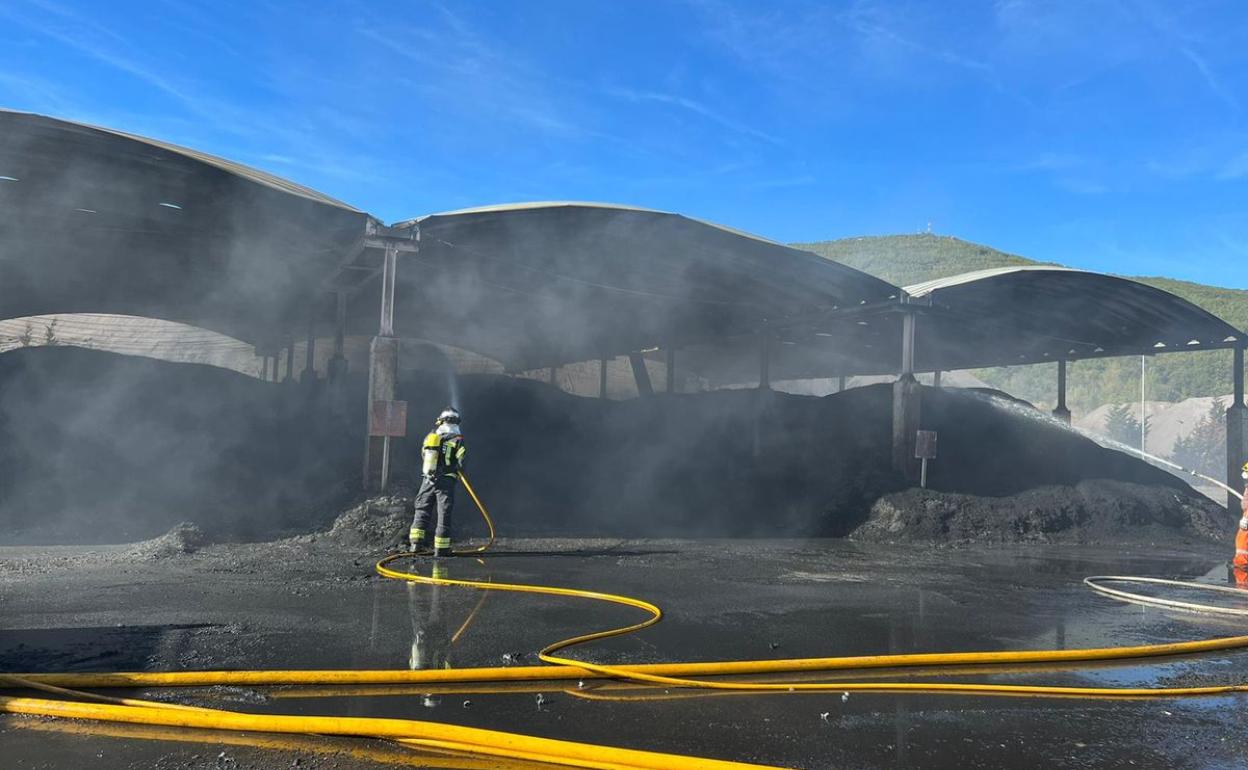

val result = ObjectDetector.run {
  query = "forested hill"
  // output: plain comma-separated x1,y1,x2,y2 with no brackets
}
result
793,234,1043,287
790,234,1248,413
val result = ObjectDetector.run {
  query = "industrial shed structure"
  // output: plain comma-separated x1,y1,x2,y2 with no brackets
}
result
1,108,1244,504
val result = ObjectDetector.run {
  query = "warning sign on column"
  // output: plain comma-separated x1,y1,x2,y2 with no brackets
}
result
369,400,408,437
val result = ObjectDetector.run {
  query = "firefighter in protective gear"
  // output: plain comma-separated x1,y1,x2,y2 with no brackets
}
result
409,408,466,557
1234,462,1248,586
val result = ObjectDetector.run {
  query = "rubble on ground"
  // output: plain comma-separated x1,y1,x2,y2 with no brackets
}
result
853,481,1230,545
315,484,415,550
126,522,208,558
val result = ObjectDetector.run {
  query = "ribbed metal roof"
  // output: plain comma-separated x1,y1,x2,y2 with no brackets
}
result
0,109,369,344
364,202,901,370
898,266,1240,372
675,265,1243,385
1,111,1239,380
2,108,361,211
403,200,797,249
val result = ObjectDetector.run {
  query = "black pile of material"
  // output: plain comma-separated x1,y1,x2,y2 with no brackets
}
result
439,376,1229,542
853,388,1232,543
0,347,1230,545
0,347,356,544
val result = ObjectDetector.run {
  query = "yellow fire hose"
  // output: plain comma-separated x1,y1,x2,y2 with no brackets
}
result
18,717,571,770
8,471,1248,769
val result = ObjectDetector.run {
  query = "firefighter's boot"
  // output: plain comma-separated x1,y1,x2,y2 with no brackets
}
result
433,535,453,558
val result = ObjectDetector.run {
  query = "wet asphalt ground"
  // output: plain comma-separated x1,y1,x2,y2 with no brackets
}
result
3,537,1248,769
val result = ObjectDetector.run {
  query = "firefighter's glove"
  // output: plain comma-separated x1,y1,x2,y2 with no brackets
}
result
1239,516,1248,531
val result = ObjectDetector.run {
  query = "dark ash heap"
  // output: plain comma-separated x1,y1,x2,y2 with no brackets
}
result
0,347,1229,545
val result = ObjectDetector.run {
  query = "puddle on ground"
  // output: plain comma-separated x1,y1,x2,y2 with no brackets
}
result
5,542,1246,769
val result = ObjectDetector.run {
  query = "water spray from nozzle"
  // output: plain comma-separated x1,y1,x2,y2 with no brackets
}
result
970,391,1244,500
446,369,461,412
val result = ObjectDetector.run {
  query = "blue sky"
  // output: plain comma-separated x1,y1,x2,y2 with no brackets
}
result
2,0,1246,286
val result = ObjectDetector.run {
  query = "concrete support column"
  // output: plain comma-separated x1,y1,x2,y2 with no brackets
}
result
364,242,402,492
548,366,557,387
379,242,398,337
284,338,296,383
599,357,608,399
837,375,847,393
328,292,349,383
302,309,317,383
364,335,400,492
758,334,772,391
1228,346,1247,513
901,311,915,377
665,347,677,393
932,370,942,388
892,310,922,481
628,352,653,397
1052,360,1072,424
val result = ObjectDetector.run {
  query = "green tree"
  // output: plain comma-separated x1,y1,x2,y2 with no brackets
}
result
1103,403,1149,449
1171,398,1226,477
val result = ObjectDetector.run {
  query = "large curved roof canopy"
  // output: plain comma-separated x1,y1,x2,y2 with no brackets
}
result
676,266,1243,384
901,267,1241,372
0,109,369,344
338,202,901,370
1,111,1241,381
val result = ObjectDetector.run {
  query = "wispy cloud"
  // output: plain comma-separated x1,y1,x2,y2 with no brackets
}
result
0,0,223,123
0,72,73,114
1218,151,1248,180
846,1,997,80
1005,152,1111,194
0,0,390,189
1219,233,1248,258
1010,152,1086,173
1127,0,1242,114
1054,177,1110,196
1178,45,1241,113
691,0,1010,100
746,174,817,190
606,88,781,146
357,4,594,142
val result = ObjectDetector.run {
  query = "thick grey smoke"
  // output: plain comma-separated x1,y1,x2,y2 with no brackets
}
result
0,115,1231,547
0,113,364,544
0,346,358,544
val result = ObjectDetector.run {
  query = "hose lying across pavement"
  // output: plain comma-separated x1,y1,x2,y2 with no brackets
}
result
7,472,1248,769
1085,575,1248,617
